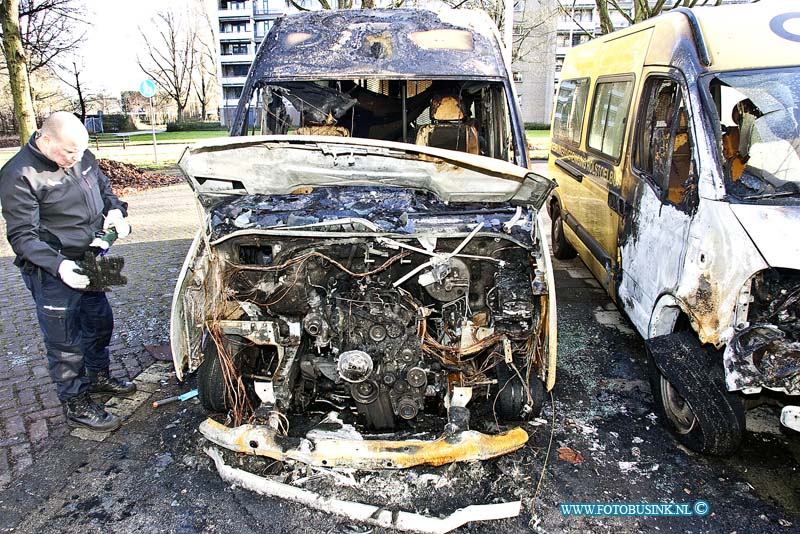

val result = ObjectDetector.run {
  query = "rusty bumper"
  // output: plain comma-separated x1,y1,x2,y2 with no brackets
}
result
199,418,529,469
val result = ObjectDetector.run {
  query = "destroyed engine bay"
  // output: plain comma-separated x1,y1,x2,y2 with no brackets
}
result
726,268,800,395
184,186,549,436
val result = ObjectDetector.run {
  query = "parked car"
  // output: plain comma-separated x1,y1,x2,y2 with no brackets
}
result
170,8,557,469
548,0,800,454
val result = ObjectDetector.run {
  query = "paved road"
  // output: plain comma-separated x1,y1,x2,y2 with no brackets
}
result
0,174,797,533
0,184,199,488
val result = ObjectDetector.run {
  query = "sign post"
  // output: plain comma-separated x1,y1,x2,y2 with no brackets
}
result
138,79,158,165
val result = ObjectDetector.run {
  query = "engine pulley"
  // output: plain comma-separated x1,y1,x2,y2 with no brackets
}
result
337,350,374,383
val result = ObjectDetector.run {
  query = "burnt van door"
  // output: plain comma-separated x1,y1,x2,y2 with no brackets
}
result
618,72,697,335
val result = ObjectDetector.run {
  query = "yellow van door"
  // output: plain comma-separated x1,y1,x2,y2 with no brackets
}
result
576,75,634,297
617,70,697,333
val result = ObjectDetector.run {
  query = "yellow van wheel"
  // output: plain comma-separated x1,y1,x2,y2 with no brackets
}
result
551,206,577,260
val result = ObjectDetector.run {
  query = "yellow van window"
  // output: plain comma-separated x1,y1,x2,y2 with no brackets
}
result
588,80,633,160
553,79,589,145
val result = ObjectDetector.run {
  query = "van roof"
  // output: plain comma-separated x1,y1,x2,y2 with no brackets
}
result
561,0,799,77
690,0,800,71
249,8,508,81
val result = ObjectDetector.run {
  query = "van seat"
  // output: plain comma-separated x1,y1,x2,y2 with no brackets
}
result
296,125,350,137
415,95,479,154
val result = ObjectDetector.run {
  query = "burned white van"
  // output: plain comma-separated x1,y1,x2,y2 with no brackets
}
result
548,0,800,454
170,8,557,474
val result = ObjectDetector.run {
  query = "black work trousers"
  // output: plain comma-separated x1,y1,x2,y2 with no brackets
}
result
21,266,114,401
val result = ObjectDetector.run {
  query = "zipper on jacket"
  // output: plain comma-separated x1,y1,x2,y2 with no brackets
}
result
66,166,95,222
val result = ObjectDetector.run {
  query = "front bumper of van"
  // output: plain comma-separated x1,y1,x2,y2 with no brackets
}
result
199,418,529,469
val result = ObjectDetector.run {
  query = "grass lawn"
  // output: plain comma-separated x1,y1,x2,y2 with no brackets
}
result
126,129,230,143
525,129,551,140
90,129,230,145
525,129,551,160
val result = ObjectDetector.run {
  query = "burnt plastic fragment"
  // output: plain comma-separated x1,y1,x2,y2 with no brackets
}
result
77,253,127,292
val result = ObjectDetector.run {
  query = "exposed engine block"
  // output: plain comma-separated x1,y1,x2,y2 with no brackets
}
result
304,287,436,429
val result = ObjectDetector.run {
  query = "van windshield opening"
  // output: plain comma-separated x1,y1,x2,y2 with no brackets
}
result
706,67,800,201
236,79,516,163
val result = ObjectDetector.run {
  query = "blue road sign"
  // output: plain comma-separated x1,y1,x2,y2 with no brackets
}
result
139,79,157,98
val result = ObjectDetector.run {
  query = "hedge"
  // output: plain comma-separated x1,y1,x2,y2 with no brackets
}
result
102,114,138,133
166,121,225,132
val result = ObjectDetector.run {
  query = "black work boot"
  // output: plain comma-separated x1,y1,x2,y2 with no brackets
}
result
88,370,137,396
64,392,121,432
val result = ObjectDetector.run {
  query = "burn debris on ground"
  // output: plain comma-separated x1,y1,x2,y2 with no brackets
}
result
98,159,182,196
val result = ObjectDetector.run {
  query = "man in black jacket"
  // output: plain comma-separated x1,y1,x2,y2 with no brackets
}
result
0,112,137,432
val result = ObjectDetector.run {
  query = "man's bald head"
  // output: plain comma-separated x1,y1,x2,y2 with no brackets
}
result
37,112,89,168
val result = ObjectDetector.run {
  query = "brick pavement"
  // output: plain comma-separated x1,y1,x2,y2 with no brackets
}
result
0,183,198,490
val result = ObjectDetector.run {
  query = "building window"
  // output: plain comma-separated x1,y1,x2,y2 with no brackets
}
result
222,42,249,55
222,64,250,77
513,71,523,83
257,0,284,13
224,86,244,100
221,21,249,33
221,1,246,10
588,79,634,160
255,20,273,38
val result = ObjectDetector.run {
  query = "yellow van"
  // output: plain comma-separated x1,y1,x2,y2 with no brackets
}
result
548,0,800,454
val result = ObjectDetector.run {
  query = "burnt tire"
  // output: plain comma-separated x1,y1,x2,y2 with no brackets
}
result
646,339,745,456
197,341,230,413
551,207,577,260
495,361,546,420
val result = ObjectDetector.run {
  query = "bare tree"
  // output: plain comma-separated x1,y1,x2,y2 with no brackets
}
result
54,56,90,121
0,0,36,144
440,0,559,64
596,0,723,34
192,1,217,120
120,90,148,115
138,11,196,122
17,0,87,75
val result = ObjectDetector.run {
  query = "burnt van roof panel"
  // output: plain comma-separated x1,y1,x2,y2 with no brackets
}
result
249,9,507,80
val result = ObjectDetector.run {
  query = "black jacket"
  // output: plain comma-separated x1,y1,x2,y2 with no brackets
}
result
0,134,127,276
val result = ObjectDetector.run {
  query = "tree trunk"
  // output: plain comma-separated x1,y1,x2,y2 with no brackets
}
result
595,0,615,35
75,73,86,122
1,0,37,145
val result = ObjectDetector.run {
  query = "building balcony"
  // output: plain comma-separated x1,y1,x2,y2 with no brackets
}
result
253,6,285,17
556,21,595,32
218,11,251,20
221,53,255,63
218,2,253,19
220,30,254,41
221,75,248,85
